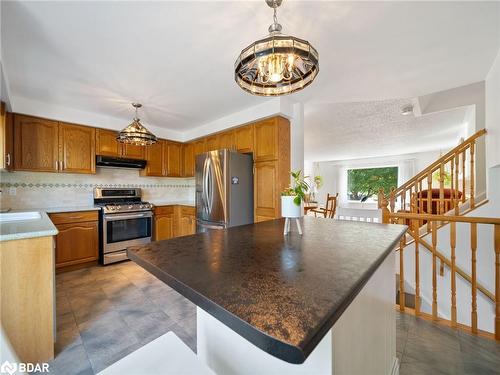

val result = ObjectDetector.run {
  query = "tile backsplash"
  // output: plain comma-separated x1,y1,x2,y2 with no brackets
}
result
0,168,195,209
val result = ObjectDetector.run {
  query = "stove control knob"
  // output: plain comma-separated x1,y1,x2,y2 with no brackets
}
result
128,205,133,209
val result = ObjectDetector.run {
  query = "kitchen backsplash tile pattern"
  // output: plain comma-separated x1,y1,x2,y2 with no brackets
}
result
0,169,195,209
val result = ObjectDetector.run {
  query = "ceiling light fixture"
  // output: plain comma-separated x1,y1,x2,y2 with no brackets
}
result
117,103,157,146
234,0,319,96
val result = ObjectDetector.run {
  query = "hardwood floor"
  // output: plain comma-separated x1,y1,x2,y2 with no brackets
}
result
51,261,500,374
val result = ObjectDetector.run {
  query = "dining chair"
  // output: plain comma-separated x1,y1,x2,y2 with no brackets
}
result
310,193,338,218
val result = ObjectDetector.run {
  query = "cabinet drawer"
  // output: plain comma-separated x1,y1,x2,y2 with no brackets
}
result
154,205,174,215
49,210,98,225
180,206,195,216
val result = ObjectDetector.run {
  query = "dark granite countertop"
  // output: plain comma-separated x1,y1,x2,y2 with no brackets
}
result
128,217,406,364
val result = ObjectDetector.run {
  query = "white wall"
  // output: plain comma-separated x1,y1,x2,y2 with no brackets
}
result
312,150,441,208
486,50,500,169
417,82,487,197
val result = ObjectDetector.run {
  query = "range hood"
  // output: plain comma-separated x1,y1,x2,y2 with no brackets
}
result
96,155,146,169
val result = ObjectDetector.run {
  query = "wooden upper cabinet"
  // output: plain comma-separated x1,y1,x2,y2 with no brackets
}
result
234,125,254,154
182,142,195,177
141,140,165,177
166,141,182,177
14,114,59,172
254,118,279,162
0,103,14,170
206,135,219,152
96,129,121,157
122,143,145,159
219,131,235,150
193,138,206,156
59,123,96,174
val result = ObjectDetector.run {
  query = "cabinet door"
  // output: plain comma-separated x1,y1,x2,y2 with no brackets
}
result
59,123,96,174
254,161,279,220
182,142,195,177
0,103,13,170
193,139,206,156
178,214,195,236
206,135,219,152
54,221,99,268
254,118,278,162
155,214,174,241
96,129,121,157
219,131,235,150
234,125,254,154
166,142,182,177
14,114,59,172
122,143,145,159
142,140,164,176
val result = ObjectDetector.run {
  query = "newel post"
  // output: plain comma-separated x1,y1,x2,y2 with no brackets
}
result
381,196,391,224
378,188,385,209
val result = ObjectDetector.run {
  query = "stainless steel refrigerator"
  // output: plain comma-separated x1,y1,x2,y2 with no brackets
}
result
196,149,253,232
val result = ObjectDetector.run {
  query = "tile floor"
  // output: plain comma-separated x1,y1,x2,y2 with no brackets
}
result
52,261,500,375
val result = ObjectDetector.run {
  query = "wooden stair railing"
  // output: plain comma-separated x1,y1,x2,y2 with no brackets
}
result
381,204,500,340
378,129,486,225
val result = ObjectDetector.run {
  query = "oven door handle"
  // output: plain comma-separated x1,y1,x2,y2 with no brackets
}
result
104,213,151,221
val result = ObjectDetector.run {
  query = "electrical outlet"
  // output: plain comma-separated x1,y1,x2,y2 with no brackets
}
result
8,187,16,196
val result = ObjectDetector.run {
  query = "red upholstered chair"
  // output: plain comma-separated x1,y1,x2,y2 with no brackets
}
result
418,189,463,214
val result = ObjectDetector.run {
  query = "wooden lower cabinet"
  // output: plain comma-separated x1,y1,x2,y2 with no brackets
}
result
154,206,175,241
177,206,196,236
154,205,195,240
49,211,99,269
0,236,54,363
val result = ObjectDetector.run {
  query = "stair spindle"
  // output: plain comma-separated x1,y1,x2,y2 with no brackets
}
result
432,221,438,320
414,219,421,315
494,225,500,340
450,222,457,327
399,217,405,312
439,164,445,215
471,223,478,333
455,153,460,215
427,172,432,232
462,151,466,204
470,143,475,209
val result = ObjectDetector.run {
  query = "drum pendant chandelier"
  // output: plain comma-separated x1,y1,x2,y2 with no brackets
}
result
234,0,319,96
117,103,157,146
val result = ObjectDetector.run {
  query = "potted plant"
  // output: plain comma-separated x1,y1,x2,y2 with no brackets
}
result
281,170,309,235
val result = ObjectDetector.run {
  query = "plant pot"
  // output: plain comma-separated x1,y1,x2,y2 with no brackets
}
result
281,196,302,218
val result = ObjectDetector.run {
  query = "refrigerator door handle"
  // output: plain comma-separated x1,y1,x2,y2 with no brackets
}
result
207,158,213,214
203,157,210,215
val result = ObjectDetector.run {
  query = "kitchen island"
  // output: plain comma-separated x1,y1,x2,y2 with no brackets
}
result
128,217,406,375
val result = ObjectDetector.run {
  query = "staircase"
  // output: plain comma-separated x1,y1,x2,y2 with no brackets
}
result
378,129,500,341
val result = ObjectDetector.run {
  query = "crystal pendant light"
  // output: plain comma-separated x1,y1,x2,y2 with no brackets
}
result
117,103,157,146
234,0,319,96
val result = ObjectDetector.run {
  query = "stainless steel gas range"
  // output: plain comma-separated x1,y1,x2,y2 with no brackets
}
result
94,188,153,265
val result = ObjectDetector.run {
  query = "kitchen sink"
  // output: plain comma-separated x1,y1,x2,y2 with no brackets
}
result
0,211,42,222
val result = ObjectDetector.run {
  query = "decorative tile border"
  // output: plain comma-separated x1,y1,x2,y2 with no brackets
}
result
0,182,193,189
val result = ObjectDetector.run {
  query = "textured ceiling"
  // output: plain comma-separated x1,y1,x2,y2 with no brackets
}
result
2,1,499,133
304,99,468,162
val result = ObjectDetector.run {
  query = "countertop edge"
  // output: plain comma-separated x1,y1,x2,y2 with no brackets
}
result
127,247,307,363
0,211,59,242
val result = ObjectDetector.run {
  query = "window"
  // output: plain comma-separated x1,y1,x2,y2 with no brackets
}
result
347,166,398,201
